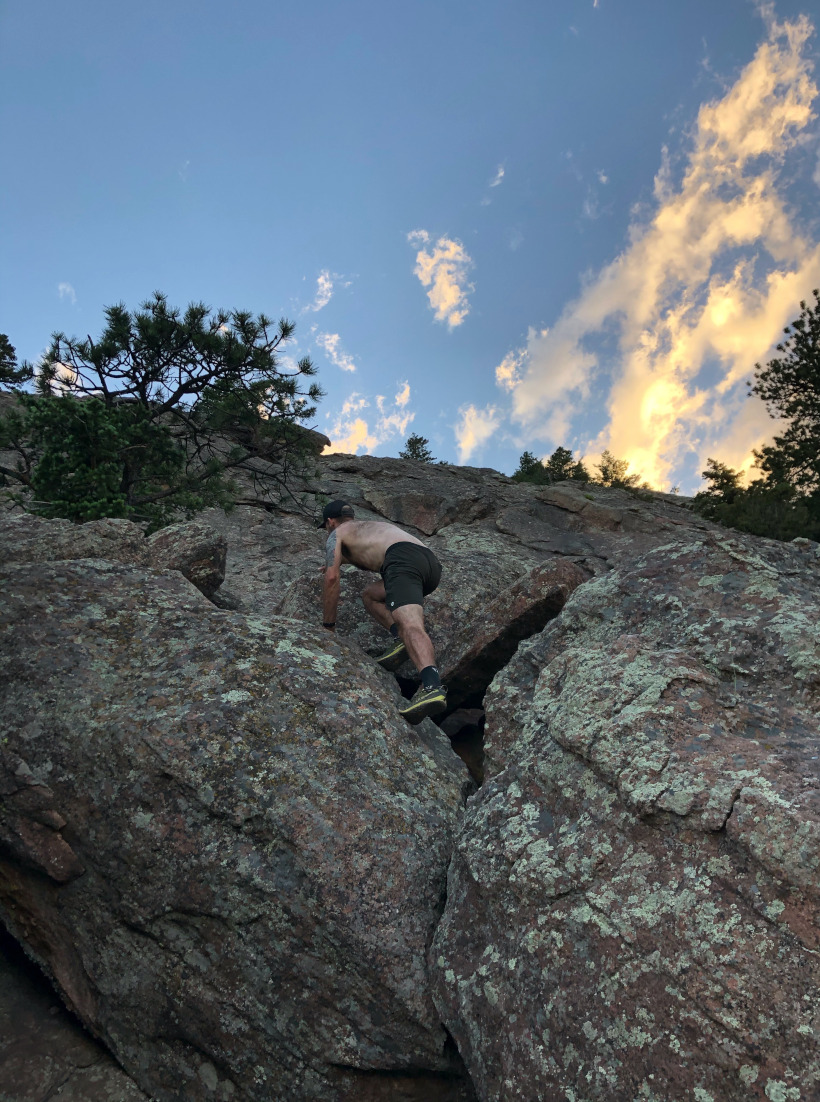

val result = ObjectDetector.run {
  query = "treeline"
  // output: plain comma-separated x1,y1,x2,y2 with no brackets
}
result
512,446,650,490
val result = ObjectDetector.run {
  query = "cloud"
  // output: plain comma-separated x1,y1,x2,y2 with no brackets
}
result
304,270,335,313
490,164,505,188
57,282,76,305
498,12,820,490
495,348,526,392
315,331,356,373
323,383,414,455
407,230,474,328
454,403,501,465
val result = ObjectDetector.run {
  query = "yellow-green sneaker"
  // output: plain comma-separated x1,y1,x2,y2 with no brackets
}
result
375,639,408,671
399,684,447,724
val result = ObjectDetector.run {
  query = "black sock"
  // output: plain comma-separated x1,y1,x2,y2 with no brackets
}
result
389,624,399,639
420,665,441,689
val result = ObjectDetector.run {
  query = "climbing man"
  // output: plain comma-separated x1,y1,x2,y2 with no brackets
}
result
318,499,446,723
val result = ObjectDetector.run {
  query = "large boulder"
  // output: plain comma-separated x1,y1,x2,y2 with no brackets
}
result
431,533,820,1101
0,554,474,1102
146,518,227,599
0,513,227,600
0,514,148,566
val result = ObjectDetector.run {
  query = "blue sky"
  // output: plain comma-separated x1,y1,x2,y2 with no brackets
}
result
2,0,819,489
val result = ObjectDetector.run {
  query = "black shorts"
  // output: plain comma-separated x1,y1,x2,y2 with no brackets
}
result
381,542,442,611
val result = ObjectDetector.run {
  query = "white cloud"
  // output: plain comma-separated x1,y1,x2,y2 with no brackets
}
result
495,348,526,392
597,170,609,185
57,282,76,305
407,231,474,328
323,384,414,455
304,270,335,313
490,164,505,188
315,331,356,373
498,12,820,490
454,403,501,464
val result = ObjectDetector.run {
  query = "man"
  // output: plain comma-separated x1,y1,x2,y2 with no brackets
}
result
319,499,446,723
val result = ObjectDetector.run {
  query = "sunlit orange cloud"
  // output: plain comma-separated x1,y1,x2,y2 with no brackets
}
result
407,230,474,328
498,11,820,490
323,383,414,455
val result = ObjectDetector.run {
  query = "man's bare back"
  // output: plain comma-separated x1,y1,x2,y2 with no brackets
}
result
332,520,425,573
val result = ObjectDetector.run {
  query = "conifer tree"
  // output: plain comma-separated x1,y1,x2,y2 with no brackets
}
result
0,293,322,529
399,433,436,462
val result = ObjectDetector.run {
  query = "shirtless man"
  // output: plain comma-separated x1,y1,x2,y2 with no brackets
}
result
319,499,446,723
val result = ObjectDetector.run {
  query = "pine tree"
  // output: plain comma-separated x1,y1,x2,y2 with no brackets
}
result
399,433,436,462
751,289,820,497
594,449,641,488
0,293,322,529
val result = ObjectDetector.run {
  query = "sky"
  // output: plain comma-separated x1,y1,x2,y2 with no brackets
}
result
2,0,820,490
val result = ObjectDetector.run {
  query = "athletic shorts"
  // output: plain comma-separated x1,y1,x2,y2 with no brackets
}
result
381,542,442,611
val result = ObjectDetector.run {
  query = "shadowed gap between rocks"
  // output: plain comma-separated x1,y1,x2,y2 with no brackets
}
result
399,583,578,785
0,920,149,1100
329,1032,477,1102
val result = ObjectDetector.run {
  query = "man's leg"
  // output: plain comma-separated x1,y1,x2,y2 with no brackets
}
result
363,581,409,670
361,580,393,631
391,604,435,671
392,603,446,723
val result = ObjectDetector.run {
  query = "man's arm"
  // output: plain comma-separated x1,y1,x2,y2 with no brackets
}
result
322,532,343,630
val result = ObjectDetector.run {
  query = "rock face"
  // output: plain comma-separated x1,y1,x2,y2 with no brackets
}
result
0,554,473,1101
0,513,227,600
431,532,820,1101
2,451,819,1102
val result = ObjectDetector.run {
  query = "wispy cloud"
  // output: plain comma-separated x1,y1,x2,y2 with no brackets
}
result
324,383,414,455
314,331,356,373
407,230,474,328
490,164,505,188
498,11,820,489
454,403,501,464
303,270,337,313
57,282,76,305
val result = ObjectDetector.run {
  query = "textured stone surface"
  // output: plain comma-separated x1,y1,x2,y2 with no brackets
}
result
0,514,148,566
0,931,148,1102
431,533,820,1101
146,518,227,598
0,512,227,600
0,556,473,1102
204,456,708,628
5,454,811,1102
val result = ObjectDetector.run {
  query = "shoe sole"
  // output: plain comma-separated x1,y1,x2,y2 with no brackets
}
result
376,646,408,672
399,696,448,724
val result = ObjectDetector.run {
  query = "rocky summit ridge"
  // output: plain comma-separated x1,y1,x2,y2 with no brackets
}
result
1,452,818,1102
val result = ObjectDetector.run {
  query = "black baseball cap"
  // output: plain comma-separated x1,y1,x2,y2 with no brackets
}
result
318,500,355,528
